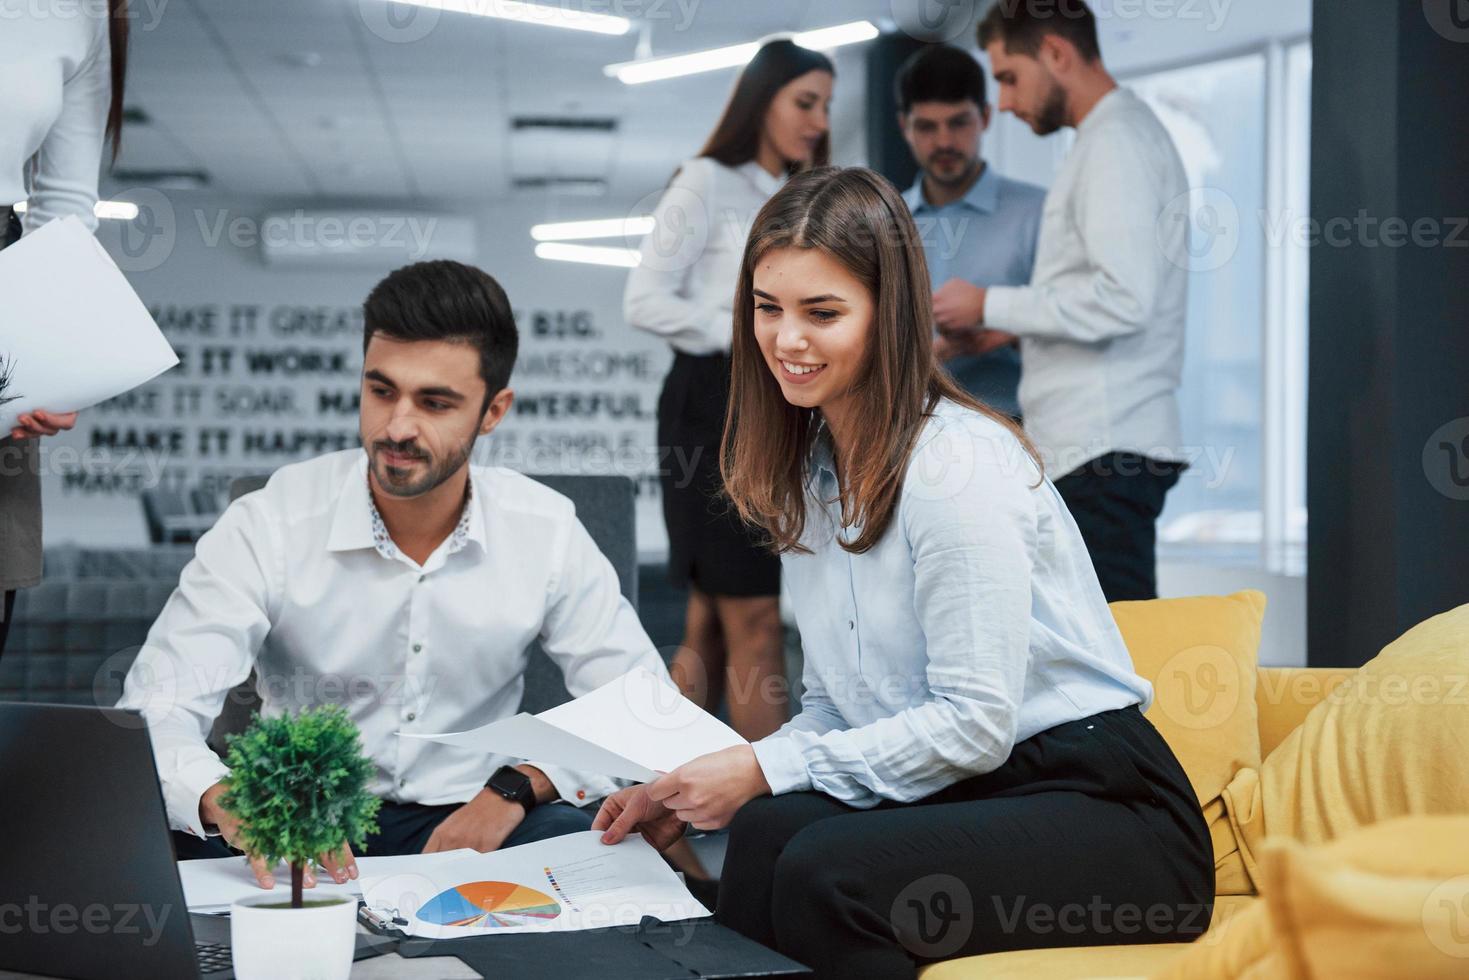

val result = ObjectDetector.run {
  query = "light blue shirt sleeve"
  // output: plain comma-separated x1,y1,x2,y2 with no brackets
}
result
752,423,1038,807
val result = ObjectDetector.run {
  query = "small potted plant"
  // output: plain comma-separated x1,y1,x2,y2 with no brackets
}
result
223,705,381,980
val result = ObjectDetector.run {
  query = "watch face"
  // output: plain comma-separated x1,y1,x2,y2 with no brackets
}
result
490,767,531,801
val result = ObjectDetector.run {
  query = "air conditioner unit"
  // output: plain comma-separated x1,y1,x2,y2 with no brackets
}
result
258,210,476,268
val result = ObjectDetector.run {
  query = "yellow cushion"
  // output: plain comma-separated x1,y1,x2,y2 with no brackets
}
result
1153,816,1469,979
1110,591,1267,894
1258,603,1469,845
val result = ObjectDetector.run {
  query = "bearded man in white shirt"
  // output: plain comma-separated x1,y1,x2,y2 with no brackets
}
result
119,260,670,891
934,0,1190,602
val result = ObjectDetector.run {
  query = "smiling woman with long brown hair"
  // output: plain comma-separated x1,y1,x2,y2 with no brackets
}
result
597,167,1213,978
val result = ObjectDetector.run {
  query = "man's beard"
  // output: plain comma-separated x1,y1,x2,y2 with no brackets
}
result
1030,80,1069,136
925,152,980,188
370,433,475,498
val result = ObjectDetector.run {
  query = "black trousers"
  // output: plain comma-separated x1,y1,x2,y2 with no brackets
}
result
1053,453,1184,602
171,798,593,861
717,706,1213,980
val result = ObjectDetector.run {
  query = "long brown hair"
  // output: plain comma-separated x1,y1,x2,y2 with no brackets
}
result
106,0,130,162
698,38,833,173
720,166,1041,555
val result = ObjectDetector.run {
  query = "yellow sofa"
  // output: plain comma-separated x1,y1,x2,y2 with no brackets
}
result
919,664,1355,980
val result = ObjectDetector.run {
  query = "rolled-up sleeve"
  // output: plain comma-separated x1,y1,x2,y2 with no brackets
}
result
116,498,278,837
751,425,1037,807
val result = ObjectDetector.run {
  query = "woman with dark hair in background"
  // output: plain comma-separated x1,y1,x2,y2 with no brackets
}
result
0,0,130,657
623,39,834,744
598,167,1212,978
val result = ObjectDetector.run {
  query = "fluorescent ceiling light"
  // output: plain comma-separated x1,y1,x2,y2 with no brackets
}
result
530,215,654,241
606,20,879,84
12,200,140,221
535,242,641,267
385,0,630,35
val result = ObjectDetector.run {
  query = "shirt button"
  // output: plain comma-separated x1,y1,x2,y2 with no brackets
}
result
398,778,406,788
418,574,426,584
412,643,423,654
406,712,416,722
848,620,855,630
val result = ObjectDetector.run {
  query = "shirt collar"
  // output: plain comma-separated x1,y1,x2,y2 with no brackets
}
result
736,159,785,197
1077,86,1127,135
326,451,483,560
904,161,999,215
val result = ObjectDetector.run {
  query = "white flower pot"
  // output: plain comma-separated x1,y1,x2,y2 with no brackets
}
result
229,891,356,980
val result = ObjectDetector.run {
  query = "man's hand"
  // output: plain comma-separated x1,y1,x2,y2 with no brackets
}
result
422,789,526,854
199,782,358,890
932,279,987,334
593,785,686,851
9,409,78,441
934,325,1019,363
645,745,771,832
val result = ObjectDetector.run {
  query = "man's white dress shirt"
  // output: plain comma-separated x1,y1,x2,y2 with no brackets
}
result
119,450,667,837
623,156,784,356
985,87,1189,477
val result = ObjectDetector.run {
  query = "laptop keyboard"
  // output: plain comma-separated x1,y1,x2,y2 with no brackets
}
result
195,941,232,973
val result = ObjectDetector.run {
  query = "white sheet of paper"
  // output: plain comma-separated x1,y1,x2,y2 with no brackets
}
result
178,848,477,914
360,831,708,938
399,666,746,782
0,215,178,431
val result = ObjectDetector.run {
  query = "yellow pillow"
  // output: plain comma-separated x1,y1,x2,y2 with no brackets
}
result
1153,815,1469,980
1258,602,1469,845
1111,591,1267,894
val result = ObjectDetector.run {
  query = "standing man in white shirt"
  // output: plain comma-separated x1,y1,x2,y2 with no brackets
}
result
936,1,1190,601
119,260,669,890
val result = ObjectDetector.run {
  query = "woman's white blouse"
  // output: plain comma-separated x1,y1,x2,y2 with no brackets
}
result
622,156,783,356
752,400,1152,807
1,4,110,233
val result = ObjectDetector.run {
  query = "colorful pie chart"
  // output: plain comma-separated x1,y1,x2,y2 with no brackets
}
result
417,880,563,928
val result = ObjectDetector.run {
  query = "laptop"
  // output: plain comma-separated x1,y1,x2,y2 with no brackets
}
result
0,701,389,979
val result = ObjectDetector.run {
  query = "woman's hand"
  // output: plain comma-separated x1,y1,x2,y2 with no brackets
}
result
593,784,686,851
9,409,78,441
645,745,772,832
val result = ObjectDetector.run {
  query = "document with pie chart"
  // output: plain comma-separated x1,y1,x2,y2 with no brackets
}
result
359,831,709,938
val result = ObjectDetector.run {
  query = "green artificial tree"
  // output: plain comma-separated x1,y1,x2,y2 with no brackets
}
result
220,705,382,909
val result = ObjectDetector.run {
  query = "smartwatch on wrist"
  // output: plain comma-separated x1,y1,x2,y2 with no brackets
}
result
486,765,536,814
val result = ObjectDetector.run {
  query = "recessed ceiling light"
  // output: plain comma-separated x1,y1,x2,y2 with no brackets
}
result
383,0,629,36
534,242,641,267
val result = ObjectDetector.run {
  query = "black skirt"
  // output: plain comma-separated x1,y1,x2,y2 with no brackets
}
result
657,351,780,597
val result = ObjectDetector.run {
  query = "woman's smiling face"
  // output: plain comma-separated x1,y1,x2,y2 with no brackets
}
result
752,245,874,423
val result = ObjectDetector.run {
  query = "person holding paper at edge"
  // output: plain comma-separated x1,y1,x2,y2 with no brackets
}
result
594,168,1212,978
0,0,130,657
119,260,670,891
